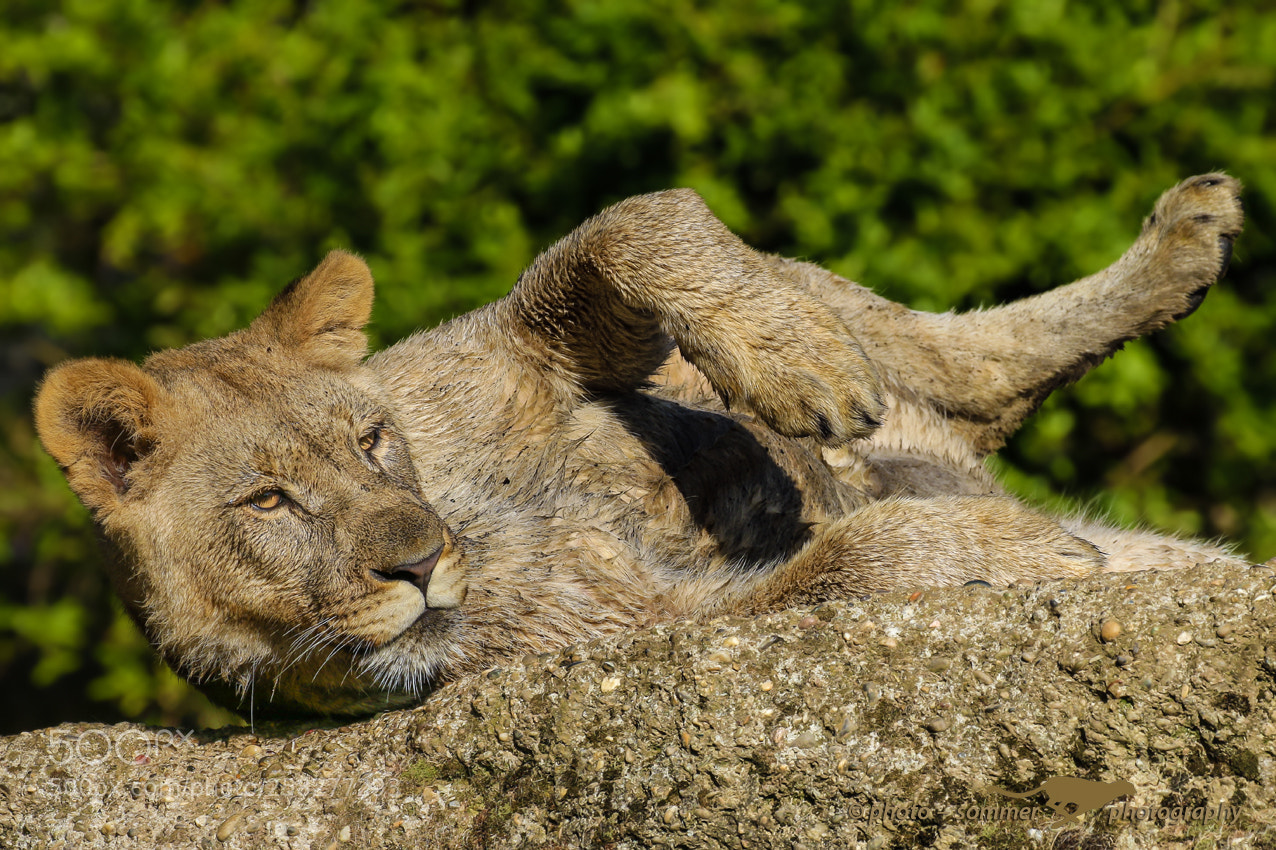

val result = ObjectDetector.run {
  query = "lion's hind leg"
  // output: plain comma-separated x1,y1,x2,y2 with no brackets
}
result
1060,515,1251,572
731,496,1105,614
769,174,1243,455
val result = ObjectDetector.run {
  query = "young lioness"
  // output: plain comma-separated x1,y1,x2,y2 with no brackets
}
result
36,175,1247,716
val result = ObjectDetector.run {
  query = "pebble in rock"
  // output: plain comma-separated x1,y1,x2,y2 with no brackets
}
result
216,812,244,842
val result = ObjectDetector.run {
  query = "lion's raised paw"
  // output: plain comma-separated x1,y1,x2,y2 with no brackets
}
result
1138,173,1243,318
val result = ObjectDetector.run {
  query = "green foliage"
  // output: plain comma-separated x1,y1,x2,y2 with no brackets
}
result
0,598,86,686
2,0,1275,731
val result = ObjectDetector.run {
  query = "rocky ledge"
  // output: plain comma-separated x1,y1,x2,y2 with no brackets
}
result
4,560,1276,849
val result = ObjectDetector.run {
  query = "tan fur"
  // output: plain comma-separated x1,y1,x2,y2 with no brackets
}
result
35,174,1248,716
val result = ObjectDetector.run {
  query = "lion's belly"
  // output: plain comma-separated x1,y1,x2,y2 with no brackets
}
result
544,393,868,572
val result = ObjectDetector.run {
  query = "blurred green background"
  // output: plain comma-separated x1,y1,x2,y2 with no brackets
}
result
2,0,1275,733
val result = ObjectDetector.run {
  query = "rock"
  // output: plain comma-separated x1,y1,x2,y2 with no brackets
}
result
4,560,1276,848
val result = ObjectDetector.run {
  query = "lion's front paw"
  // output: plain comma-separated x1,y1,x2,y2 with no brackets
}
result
1139,173,1243,318
690,304,886,446
745,331,886,445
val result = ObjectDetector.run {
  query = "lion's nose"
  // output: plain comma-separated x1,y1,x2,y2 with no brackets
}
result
373,546,443,591
370,540,467,610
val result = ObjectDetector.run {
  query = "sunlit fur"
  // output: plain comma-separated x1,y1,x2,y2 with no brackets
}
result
36,176,1250,716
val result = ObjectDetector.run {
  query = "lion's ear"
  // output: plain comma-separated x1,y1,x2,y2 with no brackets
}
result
251,250,375,368
34,358,164,515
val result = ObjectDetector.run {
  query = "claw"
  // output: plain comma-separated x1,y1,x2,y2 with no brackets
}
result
1219,235,1235,278
815,413,834,442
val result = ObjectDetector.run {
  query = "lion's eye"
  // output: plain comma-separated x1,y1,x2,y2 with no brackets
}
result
359,427,381,453
250,490,286,511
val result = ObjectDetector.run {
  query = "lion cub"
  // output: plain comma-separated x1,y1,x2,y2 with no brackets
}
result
36,175,1245,716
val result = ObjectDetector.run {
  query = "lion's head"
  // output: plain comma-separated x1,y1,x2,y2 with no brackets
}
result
35,252,468,716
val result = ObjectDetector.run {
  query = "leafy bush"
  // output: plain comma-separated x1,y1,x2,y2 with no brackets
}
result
3,0,1274,730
